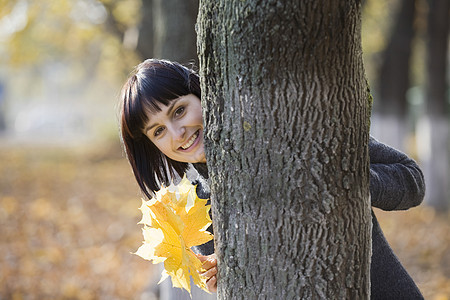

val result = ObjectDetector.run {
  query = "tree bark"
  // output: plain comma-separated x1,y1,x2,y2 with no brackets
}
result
198,0,371,298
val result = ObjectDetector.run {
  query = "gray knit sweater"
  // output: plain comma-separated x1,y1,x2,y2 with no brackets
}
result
191,137,425,299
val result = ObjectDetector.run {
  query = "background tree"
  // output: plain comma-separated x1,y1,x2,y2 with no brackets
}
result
103,0,199,64
1,0,199,85
198,0,372,298
372,0,417,150
151,0,198,63
418,0,450,210
0,0,198,142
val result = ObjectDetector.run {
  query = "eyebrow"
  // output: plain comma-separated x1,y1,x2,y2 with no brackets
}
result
144,98,180,133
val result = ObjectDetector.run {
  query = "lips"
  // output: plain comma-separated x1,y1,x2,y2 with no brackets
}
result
180,130,199,150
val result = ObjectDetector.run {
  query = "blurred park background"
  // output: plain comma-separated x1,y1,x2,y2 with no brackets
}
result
0,0,449,299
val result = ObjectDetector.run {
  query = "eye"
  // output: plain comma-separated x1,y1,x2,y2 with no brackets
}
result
174,106,185,117
154,126,165,137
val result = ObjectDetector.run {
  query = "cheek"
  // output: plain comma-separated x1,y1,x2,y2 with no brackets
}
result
195,110,203,124
153,140,170,155
147,136,168,154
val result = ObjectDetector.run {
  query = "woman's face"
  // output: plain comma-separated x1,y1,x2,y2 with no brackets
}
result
144,94,206,164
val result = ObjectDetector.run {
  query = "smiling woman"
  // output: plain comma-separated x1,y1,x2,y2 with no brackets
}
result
144,94,206,164
119,58,427,298
119,59,202,197
119,59,218,295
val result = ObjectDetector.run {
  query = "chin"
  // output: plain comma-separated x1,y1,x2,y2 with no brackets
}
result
193,152,206,164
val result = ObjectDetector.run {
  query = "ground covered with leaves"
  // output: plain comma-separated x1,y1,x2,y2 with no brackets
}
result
0,141,154,299
0,141,448,299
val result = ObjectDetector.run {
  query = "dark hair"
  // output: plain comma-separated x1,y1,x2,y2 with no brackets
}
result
119,59,201,199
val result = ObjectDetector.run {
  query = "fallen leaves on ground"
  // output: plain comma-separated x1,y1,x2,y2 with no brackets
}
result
375,207,450,299
0,140,153,299
0,140,448,299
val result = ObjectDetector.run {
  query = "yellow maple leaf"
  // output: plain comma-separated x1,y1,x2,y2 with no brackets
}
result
135,175,213,294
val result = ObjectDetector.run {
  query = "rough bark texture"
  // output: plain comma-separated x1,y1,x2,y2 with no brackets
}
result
197,1,371,299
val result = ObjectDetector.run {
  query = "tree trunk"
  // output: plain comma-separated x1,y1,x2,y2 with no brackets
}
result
136,0,154,59
374,0,417,150
418,0,450,210
134,0,199,64
198,1,371,298
152,0,199,64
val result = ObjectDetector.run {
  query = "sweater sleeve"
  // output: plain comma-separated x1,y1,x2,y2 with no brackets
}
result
369,136,426,211
189,166,215,256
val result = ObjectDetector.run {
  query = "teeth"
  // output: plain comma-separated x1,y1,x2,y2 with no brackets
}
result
181,131,198,149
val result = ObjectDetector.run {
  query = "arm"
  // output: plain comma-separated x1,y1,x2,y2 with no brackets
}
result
191,173,216,256
369,136,426,211
190,170,217,292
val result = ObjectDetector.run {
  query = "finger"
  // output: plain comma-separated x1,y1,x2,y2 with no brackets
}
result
196,253,216,263
196,254,209,262
200,257,217,271
200,266,217,279
206,275,217,293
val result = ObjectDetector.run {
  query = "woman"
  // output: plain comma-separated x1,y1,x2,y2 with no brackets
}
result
119,59,425,299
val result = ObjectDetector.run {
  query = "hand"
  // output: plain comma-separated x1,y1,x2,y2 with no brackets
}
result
197,253,217,293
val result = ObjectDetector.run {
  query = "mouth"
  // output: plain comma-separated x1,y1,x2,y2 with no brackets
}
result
180,130,200,150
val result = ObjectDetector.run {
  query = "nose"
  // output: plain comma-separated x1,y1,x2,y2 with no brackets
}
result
170,124,185,142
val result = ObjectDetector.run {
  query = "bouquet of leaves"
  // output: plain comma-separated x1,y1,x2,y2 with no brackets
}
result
135,175,214,294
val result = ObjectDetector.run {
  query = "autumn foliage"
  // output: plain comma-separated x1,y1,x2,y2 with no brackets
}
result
135,176,213,294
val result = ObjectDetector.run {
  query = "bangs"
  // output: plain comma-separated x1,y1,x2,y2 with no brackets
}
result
139,81,182,115
136,61,192,115
123,69,192,138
